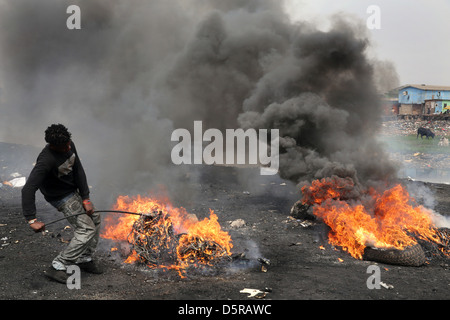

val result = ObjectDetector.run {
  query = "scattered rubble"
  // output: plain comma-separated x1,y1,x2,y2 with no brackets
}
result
240,287,271,299
381,119,450,137
229,219,246,229
380,120,450,180
380,282,394,290
4,177,26,188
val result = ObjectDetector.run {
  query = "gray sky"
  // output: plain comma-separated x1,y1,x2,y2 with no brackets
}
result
284,0,450,86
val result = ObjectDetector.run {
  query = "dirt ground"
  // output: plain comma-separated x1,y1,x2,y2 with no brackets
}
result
0,142,449,303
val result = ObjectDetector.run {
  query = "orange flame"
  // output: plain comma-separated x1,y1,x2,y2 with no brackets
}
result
302,177,443,260
101,195,233,276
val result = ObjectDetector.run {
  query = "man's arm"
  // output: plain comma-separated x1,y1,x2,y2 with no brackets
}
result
21,155,51,221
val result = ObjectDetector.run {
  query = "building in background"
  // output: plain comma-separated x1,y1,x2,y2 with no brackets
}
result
397,84,450,115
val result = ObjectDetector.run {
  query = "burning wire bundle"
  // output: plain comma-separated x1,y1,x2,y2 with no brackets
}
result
101,195,233,276
128,210,232,274
128,211,179,266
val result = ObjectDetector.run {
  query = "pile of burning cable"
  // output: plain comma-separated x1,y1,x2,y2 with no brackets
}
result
127,211,231,269
437,228,450,253
419,227,450,258
128,211,179,266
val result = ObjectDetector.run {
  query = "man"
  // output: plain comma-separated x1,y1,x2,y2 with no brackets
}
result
22,124,102,283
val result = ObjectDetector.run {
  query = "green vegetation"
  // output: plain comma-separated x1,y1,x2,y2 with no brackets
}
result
378,135,448,155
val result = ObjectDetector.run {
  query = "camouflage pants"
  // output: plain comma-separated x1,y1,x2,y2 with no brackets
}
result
49,193,101,270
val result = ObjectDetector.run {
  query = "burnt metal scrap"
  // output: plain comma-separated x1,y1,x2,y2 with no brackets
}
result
177,235,232,267
418,227,450,259
128,211,179,266
127,212,231,270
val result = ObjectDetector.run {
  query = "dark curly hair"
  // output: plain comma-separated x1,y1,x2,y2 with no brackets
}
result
44,124,72,145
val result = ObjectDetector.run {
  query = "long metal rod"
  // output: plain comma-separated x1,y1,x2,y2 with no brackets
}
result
44,210,147,226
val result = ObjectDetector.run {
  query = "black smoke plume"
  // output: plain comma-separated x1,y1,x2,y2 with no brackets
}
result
0,0,399,206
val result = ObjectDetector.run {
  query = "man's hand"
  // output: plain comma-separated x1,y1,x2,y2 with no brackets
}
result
82,199,94,216
29,219,45,233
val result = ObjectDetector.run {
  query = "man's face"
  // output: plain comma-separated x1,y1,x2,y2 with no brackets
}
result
50,141,71,153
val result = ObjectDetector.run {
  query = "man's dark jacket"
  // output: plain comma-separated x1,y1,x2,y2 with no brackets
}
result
22,141,90,221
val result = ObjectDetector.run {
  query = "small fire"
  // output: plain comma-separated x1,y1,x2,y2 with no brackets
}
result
101,195,233,277
302,176,447,260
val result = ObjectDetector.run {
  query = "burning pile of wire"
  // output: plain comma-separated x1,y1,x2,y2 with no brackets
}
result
128,211,179,266
177,234,232,267
437,228,450,252
418,227,450,258
101,195,234,276
125,209,232,273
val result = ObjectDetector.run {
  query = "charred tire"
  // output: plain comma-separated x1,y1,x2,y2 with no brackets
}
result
290,200,315,220
363,244,426,267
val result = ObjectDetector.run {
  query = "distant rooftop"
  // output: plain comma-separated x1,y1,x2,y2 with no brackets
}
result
396,84,450,91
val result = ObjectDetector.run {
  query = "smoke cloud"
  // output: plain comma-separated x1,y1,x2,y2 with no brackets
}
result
0,0,399,207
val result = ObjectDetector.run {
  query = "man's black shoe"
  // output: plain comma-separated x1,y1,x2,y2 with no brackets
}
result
45,267,69,284
77,261,104,274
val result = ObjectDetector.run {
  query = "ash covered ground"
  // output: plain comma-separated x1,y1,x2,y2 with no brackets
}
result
0,141,449,301
0,0,448,306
